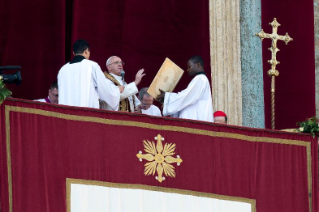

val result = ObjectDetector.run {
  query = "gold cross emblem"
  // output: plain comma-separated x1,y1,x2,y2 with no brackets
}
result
255,18,293,129
136,134,183,183
255,18,293,77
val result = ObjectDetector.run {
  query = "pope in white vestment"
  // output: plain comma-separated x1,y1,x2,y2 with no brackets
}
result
104,56,145,112
58,40,121,110
104,72,141,111
157,56,214,122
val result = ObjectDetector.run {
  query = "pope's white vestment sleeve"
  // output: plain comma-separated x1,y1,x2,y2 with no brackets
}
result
120,82,138,101
92,64,120,110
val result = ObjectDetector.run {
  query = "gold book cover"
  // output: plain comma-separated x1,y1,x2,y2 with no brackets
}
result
147,58,184,98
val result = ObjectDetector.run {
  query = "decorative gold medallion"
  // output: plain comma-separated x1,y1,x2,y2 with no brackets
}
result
136,134,183,183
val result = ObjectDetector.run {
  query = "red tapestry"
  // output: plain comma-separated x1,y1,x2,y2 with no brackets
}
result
0,98,318,212
0,0,210,104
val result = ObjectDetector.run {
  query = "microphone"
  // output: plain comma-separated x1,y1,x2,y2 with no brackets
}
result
0,66,21,70
120,70,125,81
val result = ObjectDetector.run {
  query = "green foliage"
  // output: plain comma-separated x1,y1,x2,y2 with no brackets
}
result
0,80,12,105
297,117,319,138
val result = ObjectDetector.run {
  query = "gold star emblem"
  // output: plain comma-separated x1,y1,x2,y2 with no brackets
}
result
136,134,183,183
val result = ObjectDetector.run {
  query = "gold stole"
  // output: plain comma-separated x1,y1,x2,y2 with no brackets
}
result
104,72,135,112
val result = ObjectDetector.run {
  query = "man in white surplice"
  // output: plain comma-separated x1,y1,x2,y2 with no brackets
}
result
136,87,162,116
58,39,123,109
156,56,214,122
103,56,145,112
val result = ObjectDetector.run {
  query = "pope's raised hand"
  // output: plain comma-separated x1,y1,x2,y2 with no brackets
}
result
134,69,146,86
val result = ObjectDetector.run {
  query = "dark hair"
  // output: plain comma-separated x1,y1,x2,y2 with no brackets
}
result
73,39,90,54
189,55,204,67
138,87,151,100
50,81,58,90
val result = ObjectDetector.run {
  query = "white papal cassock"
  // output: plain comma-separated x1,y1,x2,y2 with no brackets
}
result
104,73,141,111
58,58,120,110
163,74,214,122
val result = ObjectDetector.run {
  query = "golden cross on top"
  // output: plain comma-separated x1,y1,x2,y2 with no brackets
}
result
255,18,293,130
255,18,293,77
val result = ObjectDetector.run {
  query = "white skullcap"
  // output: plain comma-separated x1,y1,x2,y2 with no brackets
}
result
106,56,117,66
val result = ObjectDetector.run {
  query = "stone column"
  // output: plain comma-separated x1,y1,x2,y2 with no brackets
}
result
315,0,319,118
239,0,265,128
209,0,242,126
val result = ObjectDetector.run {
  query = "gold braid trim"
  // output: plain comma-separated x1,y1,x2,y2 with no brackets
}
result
104,72,130,112
104,72,121,86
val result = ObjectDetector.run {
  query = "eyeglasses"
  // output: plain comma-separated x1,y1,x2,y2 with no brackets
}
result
107,61,125,66
49,89,58,98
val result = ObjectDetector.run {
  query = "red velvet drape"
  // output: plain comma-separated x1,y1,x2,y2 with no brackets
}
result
0,0,211,102
0,98,318,212
261,0,316,129
0,0,66,98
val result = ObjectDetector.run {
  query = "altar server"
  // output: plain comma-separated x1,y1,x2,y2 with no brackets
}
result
137,87,162,116
156,56,214,122
58,39,123,109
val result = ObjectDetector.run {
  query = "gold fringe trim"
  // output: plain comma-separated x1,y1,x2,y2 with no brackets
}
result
5,105,310,146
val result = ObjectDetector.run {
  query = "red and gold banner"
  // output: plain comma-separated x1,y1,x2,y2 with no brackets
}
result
0,98,318,212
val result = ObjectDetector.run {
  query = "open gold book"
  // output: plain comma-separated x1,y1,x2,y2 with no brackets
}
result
147,58,184,99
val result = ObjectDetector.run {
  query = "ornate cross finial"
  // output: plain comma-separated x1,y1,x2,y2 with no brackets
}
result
255,18,293,129
255,18,293,77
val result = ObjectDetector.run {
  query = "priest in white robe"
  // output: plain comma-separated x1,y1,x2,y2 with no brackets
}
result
58,40,123,110
103,56,145,112
156,56,214,122
137,87,162,116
